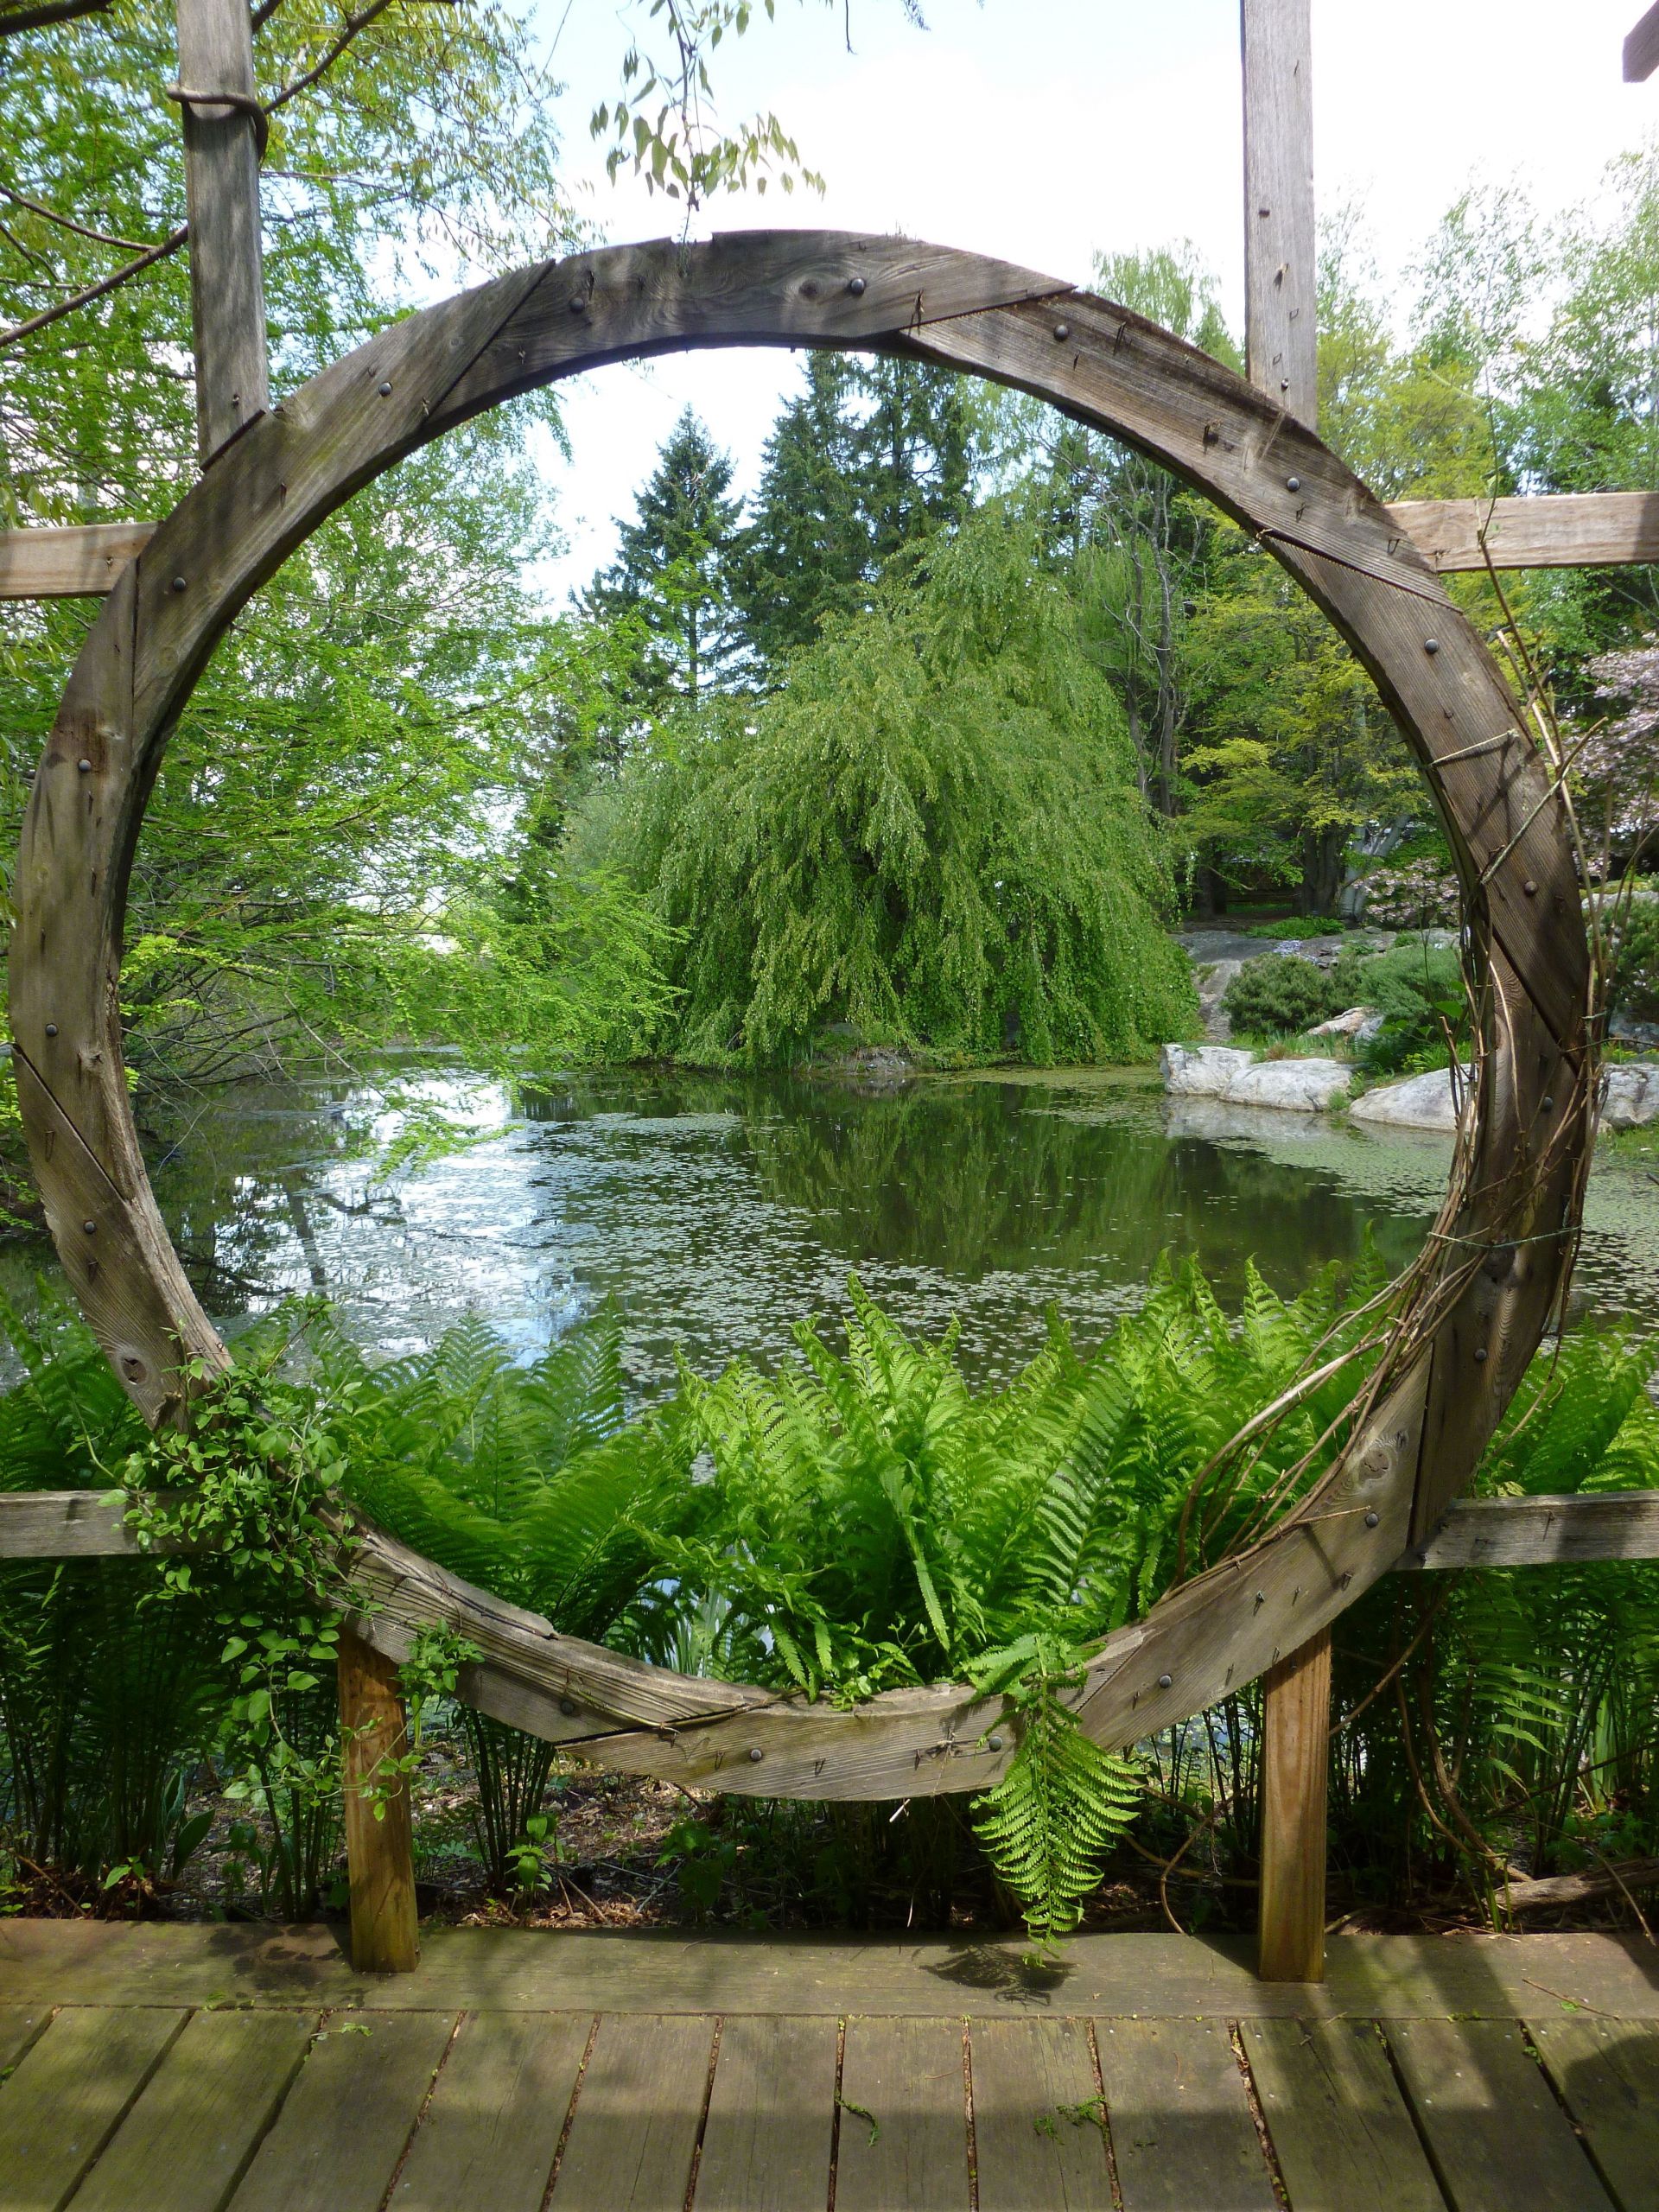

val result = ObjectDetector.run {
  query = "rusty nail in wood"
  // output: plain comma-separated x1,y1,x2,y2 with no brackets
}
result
1157,1672,1173,1689
1424,638,1440,653
44,1023,56,1037
77,759,92,772
747,1745,764,1762
846,274,867,296
1364,1510,1380,1528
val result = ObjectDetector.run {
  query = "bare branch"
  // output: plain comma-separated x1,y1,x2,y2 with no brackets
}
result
0,177,156,253
0,223,186,351
0,0,111,35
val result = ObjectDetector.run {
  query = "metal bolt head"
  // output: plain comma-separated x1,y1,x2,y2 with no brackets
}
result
1285,474,1300,492
44,1023,56,1037
1157,1672,1173,1690
1053,321,1071,341
1364,1510,1380,1529
988,1735,1004,1752
82,1218,96,1234
1542,1095,1554,1111
77,758,92,773
558,1698,577,1717
1424,637,1441,654
747,1745,764,1763
846,275,867,296
377,380,392,397
1473,1346,1488,1363
1523,880,1539,896
170,575,187,593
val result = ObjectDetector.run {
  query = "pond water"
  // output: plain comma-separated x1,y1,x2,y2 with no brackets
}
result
9,1064,1659,1396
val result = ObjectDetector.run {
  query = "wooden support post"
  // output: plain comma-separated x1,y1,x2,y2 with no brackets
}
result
1626,3,1659,81
175,0,269,461
1241,0,1317,425
338,1624,420,1974
1256,1627,1331,1981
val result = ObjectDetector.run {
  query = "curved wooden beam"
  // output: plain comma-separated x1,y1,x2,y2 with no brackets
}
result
8,230,1593,1796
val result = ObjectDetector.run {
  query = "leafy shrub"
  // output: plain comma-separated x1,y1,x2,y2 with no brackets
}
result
1336,939,1466,1075
1221,954,1344,1036
1608,894,1659,1026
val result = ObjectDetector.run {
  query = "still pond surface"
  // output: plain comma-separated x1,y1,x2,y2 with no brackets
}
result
10,1064,1659,1395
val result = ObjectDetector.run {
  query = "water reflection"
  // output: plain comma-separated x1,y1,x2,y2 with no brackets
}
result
4,1065,1656,1395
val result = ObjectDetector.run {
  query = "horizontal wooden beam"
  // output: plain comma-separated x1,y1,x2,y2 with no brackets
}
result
0,1489,183,1555
0,521,156,600
1400,1491,1659,1571
1626,3,1659,81
1387,491,1659,573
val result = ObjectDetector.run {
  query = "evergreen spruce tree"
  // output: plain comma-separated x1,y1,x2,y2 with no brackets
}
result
741,356,976,665
583,409,749,709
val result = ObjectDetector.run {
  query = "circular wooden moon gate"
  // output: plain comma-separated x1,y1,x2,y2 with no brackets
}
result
10,231,1592,1802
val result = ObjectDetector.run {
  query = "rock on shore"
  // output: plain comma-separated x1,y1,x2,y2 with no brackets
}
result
1160,1045,1351,1112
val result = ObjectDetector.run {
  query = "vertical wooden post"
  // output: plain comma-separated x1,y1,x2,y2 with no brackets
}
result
1243,0,1327,1983
338,1624,421,1974
1256,1630,1331,1980
1241,0,1317,425
175,0,269,461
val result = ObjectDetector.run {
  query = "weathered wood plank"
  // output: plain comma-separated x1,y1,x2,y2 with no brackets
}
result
0,2005,184,2212
0,524,156,600
549,2014,712,2211
10,1922,1659,2024
1388,2018,1616,2212
174,0,268,460
0,2009,48,2076
1389,490,1659,572
1626,4,1659,83
969,2017,1109,2212
835,2018,970,2212
692,2014,837,2212
1242,0,1317,423
389,2010,588,2212
1241,2017,1442,2212
1093,2018,1276,2212
0,1491,187,1558
1530,2016,1659,2212
339,1624,420,1974
1258,1626,1331,1983
1401,1491,1659,1570
69,2008,315,2212
226,2009,455,2212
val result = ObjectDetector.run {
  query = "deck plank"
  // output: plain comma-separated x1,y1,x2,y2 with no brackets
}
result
0,2005,184,2212
1095,2018,1277,2212
1388,2018,1616,2212
550,2013,714,2211
1241,2017,1442,2212
0,2012,48,2077
390,2010,588,2211
692,2014,837,2212
226,2009,456,2212
68,2010,316,2212
835,2017,970,2212
969,2017,1111,2211
1530,2016,1659,2212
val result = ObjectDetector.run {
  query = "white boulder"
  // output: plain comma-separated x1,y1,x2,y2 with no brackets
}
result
1601,1063,1659,1130
1160,1044,1350,1113
1307,1005,1379,1039
1349,1067,1469,1132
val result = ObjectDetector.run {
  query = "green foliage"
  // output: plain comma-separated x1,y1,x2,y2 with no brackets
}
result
1221,956,1344,1038
1609,895,1659,1026
584,508,1196,1066
1338,939,1467,1075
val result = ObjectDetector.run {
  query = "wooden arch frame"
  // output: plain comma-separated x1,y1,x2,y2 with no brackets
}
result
9,230,1593,1802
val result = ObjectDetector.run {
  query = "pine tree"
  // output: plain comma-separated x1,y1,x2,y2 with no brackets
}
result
582,409,749,709
741,356,976,666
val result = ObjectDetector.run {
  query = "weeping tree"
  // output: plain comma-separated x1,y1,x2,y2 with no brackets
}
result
584,509,1196,1065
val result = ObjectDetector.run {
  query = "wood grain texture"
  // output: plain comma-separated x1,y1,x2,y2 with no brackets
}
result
174,0,268,459
549,2014,713,2212
1627,3,1659,81
0,1491,187,1557
1093,2018,1276,2212
1400,1491,1659,1569
69,2008,315,2212
1389,490,1659,571
338,1624,419,1974
969,2017,1110,2212
9,229,1592,1799
0,2010,48,2075
389,2010,588,2212
1257,1627,1330,1983
1530,2016,1659,2212
0,524,155,600
0,2004,184,2212
1387,2018,1616,2212
226,2009,455,2212
834,2017,970,2212
1241,2017,1441,2212
692,2014,837,2212
1242,0,1317,423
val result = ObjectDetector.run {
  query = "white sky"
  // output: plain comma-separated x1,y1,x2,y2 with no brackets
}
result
515,0,1659,601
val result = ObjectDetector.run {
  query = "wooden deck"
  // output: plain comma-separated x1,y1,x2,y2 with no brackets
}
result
2,1923,1657,2210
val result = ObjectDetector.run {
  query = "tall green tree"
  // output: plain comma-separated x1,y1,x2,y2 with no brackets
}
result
582,408,749,709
